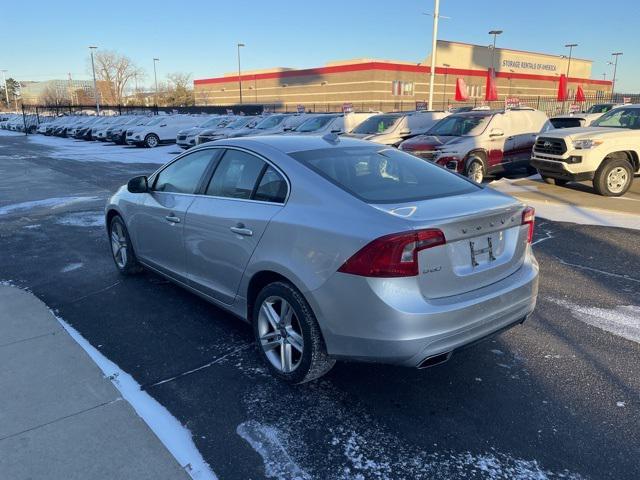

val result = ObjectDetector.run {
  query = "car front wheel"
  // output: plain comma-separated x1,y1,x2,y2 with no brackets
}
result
465,158,485,183
593,158,633,196
253,282,335,384
144,133,160,148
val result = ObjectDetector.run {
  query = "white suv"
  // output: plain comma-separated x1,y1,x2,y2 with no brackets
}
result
531,104,640,196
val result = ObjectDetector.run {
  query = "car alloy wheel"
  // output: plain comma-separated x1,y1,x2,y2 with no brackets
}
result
606,166,629,194
257,296,304,373
467,160,484,183
110,221,128,268
145,134,159,148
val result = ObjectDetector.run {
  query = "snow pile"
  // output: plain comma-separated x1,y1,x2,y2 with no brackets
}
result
55,211,105,227
0,196,100,215
549,298,640,344
27,135,178,164
61,262,84,273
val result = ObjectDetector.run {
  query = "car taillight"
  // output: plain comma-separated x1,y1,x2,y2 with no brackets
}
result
338,229,446,277
522,206,535,243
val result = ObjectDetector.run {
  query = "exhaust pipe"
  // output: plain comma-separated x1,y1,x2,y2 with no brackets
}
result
417,351,452,369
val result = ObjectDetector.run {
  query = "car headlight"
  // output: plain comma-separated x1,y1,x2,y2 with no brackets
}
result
573,139,603,149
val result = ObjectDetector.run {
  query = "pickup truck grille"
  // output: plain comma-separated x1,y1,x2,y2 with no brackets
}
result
534,137,567,156
177,135,187,141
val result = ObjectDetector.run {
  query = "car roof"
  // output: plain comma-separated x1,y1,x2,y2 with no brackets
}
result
201,134,375,154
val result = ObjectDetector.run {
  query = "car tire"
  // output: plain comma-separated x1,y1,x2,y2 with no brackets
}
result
253,281,335,384
593,157,633,196
541,175,568,186
465,157,485,183
109,215,142,275
144,133,160,148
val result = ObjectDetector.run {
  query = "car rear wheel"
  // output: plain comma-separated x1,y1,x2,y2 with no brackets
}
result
144,133,160,148
593,158,633,196
253,281,335,384
465,158,485,183
109,216,142,275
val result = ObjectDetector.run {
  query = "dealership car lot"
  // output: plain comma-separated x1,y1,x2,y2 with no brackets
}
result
0,131,638,479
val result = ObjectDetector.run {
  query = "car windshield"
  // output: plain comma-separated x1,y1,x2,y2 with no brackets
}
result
255,115,286,129
295,116,336,132
145,117,164,126
290,146,478,203
591,107,640,129
200,117,224,128
587,104,614,114
427,114,491,136
545,117,583,131
352,115,401,135
227,117,253,128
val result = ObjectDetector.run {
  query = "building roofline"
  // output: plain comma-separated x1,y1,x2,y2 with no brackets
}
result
438,39,593,64
194,61,611,87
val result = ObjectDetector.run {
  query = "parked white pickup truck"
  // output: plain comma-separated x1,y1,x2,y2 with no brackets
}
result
531,104,640,196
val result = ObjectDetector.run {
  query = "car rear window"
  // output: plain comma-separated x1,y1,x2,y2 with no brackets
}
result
290,146,478,203
550,118,583,129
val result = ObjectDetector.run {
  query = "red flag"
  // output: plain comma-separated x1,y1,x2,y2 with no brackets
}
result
557,74,568,101
575,85,586,102
455,78,469,101
485,68,498,101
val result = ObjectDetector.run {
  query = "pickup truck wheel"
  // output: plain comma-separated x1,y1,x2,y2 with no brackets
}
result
144,133,160,148
593,158,633,196
465,158,485,183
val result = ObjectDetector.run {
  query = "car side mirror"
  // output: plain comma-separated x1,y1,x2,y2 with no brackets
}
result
489,128,504,138
331,128,343,133
160,124,167,127
127,175,148,193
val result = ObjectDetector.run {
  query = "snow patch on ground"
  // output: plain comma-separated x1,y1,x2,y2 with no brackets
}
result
61,262,83,273
55,211,105,227
237,420,311,480
0,130,23,136
529,202,640,230
27,134,177,164
549,298,640,344
23,224,41,229
0,196,100,215
54,314,218,480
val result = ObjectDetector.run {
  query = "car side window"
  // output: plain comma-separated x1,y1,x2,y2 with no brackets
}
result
254,166,287,203
206,149,265,199
153,150,215,194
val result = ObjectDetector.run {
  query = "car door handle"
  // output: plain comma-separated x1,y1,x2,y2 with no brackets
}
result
165,215,181,223
230,226,253,236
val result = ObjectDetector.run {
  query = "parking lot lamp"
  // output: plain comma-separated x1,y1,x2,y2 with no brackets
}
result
153,58,160,108
488,30,503,71
426,0,440,111
564,43,578,78
610,52,622,96
237,43,245,105
88,46,100,115
441,63,450,108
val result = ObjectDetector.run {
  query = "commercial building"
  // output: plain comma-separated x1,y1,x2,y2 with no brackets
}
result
21,79,97,105
194,40,612,111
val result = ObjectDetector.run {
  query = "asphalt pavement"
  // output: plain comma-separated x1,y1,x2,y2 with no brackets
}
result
1,133,638,480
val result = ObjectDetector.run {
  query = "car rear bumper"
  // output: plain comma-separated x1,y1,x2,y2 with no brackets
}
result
306,251,539,367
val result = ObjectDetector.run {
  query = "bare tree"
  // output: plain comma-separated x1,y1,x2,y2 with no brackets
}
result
41,84,69,105
90,50,144,104
162,72,195,107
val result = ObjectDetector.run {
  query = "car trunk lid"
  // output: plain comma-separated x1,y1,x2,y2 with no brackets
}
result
372,189,528,299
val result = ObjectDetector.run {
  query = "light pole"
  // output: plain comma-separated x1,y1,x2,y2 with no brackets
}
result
488,30,503,71
153,58,160,108
508,69,515,94
441,63,450,108
1,70,9,108
237,43,245,105
563,43,577,112
610,52,622,97
426,0,440,111
89,46,100,114
602,72,607,81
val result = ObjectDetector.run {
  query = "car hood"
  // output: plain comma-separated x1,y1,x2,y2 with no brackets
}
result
400,135,463,151
540,126,632,142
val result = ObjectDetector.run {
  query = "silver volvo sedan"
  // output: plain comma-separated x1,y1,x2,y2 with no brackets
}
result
105,135,538,383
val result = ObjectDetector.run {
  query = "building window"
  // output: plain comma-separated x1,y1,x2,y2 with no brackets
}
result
392,80,414,96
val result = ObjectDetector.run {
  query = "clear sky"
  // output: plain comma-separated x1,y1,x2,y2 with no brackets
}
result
1,0,636,91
